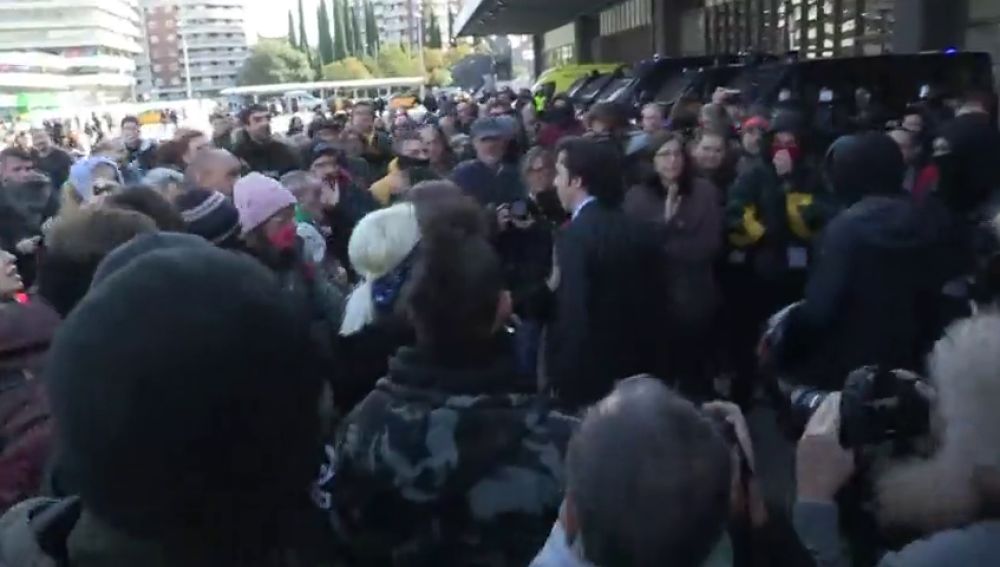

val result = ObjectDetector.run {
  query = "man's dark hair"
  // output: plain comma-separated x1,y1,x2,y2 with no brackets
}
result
37,208,157,317
352,100,375,115
556,137,624,206
120,115,140,129
567,376,731,567
238,104,269,126
106,186,186,231
307,117,342,139
0,146,33,164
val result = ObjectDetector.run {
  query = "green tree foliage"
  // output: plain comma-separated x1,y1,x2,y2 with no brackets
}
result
333,0,350,60
426,9,443,49
322,57,374,80
343,0,357,57
364,0,380,56
423,48,444,70
443,43,475,68
317,1,334,65
237,39,314,86
376,44,423,78
361,55,382,77
349,1,365,56
287,11,297,50
427,67,452,87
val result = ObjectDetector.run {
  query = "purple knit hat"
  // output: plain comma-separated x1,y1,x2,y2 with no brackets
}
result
233,172,297,236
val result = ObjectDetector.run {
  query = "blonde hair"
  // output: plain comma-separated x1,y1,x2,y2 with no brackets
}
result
339,203,421,335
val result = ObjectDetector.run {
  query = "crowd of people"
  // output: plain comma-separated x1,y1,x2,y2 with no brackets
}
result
0,80,999,566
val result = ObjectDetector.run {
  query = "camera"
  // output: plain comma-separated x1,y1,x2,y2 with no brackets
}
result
783,366,933,449
760,303,933,449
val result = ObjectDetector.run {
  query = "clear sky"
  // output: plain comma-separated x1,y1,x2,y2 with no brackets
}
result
247,0,319,42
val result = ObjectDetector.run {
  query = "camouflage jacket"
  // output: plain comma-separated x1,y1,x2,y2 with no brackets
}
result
316,346,576,566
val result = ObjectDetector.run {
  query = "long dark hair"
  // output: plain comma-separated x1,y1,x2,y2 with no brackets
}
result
648,133,695,197
403,204,500,361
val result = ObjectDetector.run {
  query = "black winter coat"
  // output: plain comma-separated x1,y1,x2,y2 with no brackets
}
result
543,201,669,409
778,195,951,389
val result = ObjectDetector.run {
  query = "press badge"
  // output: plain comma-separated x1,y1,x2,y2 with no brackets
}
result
787,247,808,269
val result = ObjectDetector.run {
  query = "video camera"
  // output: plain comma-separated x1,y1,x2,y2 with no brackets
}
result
783,366,932,449
761,303,933,449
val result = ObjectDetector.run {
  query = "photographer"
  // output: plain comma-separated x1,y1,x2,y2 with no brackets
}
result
773,132,948,390
795,313,1000,566
496,147,564,377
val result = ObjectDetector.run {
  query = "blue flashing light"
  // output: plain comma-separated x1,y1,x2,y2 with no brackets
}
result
944,47,959,55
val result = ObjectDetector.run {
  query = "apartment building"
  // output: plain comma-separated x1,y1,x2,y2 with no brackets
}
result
0,0,143,100
369,0,462,49
136,0,250,100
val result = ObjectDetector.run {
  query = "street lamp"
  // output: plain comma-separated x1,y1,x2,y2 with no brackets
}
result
181,32,193,99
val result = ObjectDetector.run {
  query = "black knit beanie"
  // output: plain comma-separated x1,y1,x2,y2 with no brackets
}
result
175,189,242,247
45,246,320,544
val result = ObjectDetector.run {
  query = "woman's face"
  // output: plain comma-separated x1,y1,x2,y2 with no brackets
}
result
655,140,685,183
261,206,297,252
421,127,446,163
526,156,555,194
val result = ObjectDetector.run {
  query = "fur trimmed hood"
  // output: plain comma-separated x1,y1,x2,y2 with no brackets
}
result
877,313,1000,534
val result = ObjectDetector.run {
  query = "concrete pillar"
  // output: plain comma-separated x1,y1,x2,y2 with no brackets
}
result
574,14,599,63
653,0,682,56
894,0,969,52
533,34,546,78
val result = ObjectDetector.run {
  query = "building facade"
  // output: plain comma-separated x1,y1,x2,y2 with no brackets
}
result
369,0,461,49
371,0,422,48
0,0,143,101
458,0,992,77
136,0,250,101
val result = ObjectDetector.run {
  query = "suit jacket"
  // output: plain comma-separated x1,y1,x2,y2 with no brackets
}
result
545,201,669,408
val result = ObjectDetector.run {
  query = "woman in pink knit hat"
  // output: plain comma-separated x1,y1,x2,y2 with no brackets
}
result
233,172,344,349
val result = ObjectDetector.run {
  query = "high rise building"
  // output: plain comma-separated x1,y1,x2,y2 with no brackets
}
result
0,0,143,100
135,0,250,100
370,0,422,48
369,0,461,49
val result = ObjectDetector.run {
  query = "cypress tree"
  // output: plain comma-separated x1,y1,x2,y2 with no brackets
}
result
343,0,356,57
365,0,380,56
334,0,350,60
287,11,297,50
427,9,443,49
297,0,312,67
318,1,334,65
349,1,365,56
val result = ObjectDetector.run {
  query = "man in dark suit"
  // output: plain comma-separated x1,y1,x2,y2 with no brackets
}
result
543,137,669,410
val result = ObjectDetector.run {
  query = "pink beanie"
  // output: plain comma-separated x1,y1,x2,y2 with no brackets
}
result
233,172,297,236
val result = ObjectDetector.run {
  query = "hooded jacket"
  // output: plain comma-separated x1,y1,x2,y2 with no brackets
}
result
323,344,575,566
777,133,951,389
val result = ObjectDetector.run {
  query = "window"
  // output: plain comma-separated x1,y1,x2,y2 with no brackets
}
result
153,63,163,72
150,35,160,44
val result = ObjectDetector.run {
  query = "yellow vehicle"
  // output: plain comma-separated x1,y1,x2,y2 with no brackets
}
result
138,109,166,126
532,63,623,105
